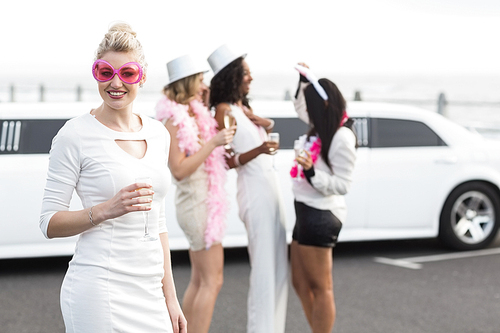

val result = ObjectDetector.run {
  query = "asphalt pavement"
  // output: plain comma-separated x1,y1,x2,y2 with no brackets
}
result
1,236,500,333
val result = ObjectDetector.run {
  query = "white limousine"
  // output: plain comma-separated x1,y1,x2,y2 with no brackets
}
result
2,100,500,259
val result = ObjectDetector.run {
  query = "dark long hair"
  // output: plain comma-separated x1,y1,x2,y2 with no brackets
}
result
209,57,250,109
305,78,347,170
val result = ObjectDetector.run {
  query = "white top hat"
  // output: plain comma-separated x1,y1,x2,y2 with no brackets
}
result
207,44,247,76
166,54,209,85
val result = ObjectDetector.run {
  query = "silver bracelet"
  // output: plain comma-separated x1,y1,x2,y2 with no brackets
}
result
89,206,97,227
265,119,275,130
234,153,242,167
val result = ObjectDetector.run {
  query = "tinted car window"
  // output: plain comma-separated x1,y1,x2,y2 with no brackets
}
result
0,117,308,154
272,117,309,149
370,118,446,148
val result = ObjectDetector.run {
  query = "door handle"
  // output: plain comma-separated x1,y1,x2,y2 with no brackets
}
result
434,156,458,164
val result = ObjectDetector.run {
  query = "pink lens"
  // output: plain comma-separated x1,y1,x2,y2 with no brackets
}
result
92,60,143,84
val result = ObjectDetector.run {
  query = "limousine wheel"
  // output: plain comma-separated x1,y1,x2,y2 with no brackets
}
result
439,182,500,250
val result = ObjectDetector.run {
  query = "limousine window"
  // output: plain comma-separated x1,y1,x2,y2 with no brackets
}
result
0,115,338,154
272,117,309,149
275,117,365,149
0,119,67,154
370,118,446,148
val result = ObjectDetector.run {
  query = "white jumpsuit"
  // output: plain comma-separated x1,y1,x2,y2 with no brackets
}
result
230,104,288,333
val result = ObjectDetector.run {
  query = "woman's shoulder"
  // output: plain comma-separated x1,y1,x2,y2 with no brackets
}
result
66,112,91,124
215,102,231,109
336,125,355,136
57,113,91,137
51,113,92,152
141,114,168,132
332,126,356,146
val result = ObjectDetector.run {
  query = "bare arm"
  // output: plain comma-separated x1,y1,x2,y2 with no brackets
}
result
293,62,312,124
165,118,233,181
214,103,277,169
39,122,158,239
46,182,154,238
160,232,187,333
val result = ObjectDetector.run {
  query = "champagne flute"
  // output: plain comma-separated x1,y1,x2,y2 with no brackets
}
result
268,132,280,170
135,177,157,242
223,110,236,149
294,140,302,158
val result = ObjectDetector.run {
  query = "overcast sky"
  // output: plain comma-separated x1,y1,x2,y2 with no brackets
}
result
3,0,500,85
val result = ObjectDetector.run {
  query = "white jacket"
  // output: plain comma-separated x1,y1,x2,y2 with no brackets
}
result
292,81,357,222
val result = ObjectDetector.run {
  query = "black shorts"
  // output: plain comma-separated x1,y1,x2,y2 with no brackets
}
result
292,201,342,248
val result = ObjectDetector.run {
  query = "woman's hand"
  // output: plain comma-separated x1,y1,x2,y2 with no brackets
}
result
45,181,153,238
209,126,236,147
243,107,273,129
96,182,153,221
246,112,271,128
258,141,279,155
228,138,278,168
167,300,187,333
296,150,313,170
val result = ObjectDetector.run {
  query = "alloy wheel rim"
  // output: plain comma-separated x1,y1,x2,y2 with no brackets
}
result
451,190,495,245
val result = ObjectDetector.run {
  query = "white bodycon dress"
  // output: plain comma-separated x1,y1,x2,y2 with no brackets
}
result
39,112,173,333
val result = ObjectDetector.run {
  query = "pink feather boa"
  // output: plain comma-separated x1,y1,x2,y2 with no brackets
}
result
156,96,228,249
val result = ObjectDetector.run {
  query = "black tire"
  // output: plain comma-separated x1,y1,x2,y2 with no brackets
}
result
439,182,500,250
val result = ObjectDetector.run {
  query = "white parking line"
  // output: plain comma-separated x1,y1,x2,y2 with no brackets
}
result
374,247,500,270
373,257,423,270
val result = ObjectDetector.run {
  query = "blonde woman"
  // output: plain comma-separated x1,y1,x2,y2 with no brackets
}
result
39,23,186,333
156,54,234,333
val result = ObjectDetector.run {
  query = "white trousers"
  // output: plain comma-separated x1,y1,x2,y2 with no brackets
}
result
245,211,288,333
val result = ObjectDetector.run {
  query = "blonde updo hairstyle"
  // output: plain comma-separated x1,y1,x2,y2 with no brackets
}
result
95,22,148,75
163,73,202,105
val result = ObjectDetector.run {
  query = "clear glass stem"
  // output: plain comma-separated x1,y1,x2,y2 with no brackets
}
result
143,211,150,237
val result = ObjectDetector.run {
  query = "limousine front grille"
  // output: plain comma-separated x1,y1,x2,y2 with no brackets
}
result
0,119,67,154
0,121,21,152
